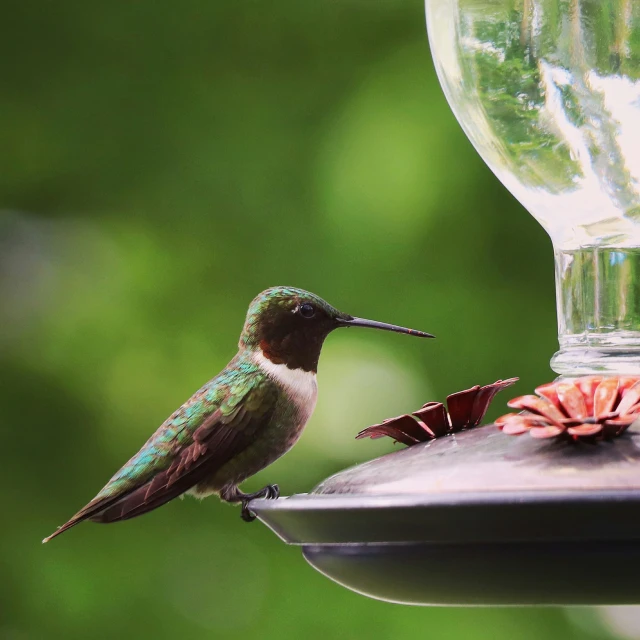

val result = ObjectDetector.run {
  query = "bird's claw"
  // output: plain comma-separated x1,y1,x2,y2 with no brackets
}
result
239,484,280,523
265,484,280,499
241,501,257,522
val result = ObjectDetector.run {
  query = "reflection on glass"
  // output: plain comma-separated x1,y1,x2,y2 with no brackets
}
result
426,0,640,374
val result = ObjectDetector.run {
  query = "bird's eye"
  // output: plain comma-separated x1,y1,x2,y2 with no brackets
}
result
299,303,315,318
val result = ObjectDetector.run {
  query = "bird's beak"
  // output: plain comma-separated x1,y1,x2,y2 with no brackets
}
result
335,316,435,338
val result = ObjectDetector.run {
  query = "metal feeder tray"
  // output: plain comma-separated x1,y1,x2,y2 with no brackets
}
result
252,425,640,606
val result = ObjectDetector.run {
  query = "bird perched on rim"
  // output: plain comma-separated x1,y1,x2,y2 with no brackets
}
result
44,286,433,542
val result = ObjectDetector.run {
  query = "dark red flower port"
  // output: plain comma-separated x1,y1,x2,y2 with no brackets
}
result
356,378,518,446
496,376,640,442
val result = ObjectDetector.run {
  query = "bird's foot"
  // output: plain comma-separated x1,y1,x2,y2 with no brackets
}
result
240,484,280,522
221,484,280,522
240,503,257,523
263,484,280,500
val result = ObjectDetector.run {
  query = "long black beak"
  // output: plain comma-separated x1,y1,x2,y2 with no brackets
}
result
336,316,435,338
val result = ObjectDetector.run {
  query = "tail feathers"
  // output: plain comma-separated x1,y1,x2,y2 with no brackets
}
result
42,515,88,543
42,491,138,543
43,470,197,542
43,424,242,542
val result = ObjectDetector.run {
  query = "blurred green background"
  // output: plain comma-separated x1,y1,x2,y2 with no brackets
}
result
0,1,628,639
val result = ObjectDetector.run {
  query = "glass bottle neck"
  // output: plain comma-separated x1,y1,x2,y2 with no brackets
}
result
552,245,640,375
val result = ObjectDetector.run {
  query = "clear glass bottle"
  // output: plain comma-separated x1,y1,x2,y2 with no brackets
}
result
425,0,640,374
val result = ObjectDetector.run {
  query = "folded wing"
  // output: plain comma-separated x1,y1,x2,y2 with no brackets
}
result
43,366,277,542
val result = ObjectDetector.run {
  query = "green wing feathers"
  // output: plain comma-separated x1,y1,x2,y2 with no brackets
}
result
43,359,277,542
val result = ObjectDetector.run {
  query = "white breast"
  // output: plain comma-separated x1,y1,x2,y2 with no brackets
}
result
253,351,318,417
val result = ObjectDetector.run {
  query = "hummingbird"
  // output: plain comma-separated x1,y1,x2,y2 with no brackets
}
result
43,286,433,542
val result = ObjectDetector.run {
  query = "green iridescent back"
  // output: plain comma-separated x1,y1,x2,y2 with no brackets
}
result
92,353,270,501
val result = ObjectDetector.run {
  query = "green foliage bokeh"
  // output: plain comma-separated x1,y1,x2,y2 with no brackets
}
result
0,1,614,639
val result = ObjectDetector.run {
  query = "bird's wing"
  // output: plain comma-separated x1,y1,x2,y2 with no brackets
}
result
43,364,278,542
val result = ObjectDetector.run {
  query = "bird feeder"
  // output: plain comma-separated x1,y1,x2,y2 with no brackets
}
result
253,376,640,605
254,0,640,605
253,423,640,605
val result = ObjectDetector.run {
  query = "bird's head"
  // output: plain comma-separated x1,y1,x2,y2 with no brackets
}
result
239,286,433,372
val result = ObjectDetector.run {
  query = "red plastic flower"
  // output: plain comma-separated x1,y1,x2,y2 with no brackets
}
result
356,378,518,446
496,376,640,441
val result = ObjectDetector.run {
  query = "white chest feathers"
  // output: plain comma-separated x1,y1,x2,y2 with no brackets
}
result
253,351,318,418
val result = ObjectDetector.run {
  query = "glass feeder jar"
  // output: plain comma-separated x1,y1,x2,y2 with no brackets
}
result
425,0,640,375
